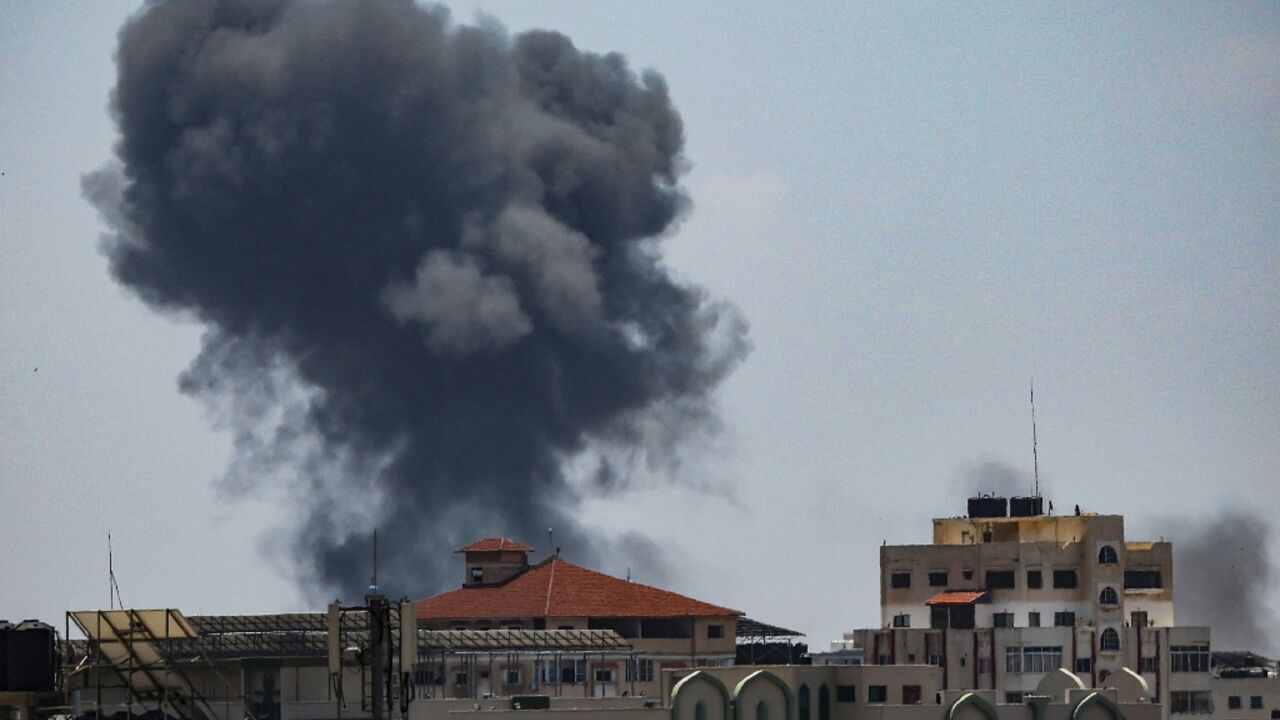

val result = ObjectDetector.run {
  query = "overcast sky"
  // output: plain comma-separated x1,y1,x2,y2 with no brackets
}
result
1,1,1277,653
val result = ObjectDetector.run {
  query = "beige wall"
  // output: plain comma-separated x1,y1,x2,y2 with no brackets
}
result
1212,674,1280,720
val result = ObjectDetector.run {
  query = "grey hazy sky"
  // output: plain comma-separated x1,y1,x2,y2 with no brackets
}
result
1,2,1277,652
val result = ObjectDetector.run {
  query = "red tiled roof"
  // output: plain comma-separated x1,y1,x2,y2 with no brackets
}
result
925,590,990,605
455,537,535,554
417,556,742,620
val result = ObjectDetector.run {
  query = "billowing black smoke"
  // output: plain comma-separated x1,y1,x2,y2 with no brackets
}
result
1166,511,1278,656
86,0,747,600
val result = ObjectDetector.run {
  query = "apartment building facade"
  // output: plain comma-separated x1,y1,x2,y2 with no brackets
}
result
842,500,1211,720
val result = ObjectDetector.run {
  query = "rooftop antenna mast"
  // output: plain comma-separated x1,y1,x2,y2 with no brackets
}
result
1030,380,1040,498
108,531,123,609
370,528,379,593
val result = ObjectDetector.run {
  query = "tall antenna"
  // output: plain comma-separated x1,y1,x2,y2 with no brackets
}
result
1030,380,1040,498
108,531,123,609
370,528,379,593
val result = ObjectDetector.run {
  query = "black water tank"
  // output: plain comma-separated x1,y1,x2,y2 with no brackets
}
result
7,619,56,692
0,620,11,692
1009,496,1044,517
967,496,1007,518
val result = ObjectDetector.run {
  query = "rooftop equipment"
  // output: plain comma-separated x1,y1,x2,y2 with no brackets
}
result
1010,496,1044,517
7,619,56,692
967,496,1007,518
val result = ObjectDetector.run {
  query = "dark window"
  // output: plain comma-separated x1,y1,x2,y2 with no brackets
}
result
903,685,922,705
1028,612,1041,627
640,617,693,638
1098,545,1118,564
930,606,949,629
836,686,856,703
892,614,910,628
1100,629,1120,651
798,686,810,720
1131,611,1148,628
1076,658,1092,673
470,566,483,582
1100,587,1119,605
1053,569,1078,588
1005,692,1025,704
868,685,887,703
929,571,948,587
1229,697,1242,710
1270,710,1279,719
986,570,1016,589
707,624,724,639
1054,611,1076,627
1141,657,1156,672
1026,570,1043,589
962,569,974,580
1251,697,1263,709
950,604,976,629
1125,570,1163,589
1170,691,1212,714
819,686,830,720
891,572,911,588
993,612,1014,628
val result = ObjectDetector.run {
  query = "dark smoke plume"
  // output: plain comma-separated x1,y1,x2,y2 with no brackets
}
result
1165,511,1279,656
86,0,747,600
953,459,1038,501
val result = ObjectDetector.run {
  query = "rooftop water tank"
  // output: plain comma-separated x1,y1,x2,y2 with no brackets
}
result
7,619,56,692
967,496,1008,518
1010,496,1044,517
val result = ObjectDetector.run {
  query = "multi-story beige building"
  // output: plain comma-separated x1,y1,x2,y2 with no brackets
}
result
1211,654,1280,720
830,500,1211,720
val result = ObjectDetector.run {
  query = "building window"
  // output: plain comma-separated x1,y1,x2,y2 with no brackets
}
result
1005,646,1063,673
1271,711,1280,720
575,660,586,683
1100,629,1120,651
892,614,910,628
1053,611,1075,627
470,566,483,582
798,685,810,720
1171,645,1210,672
504,669,521,685
819,685,830,720
1028,612,1041,628
977,657,992,674
1075,658,1092,673
1228,697,1241,710
595,668,615,683
1125,570,1163,589
626,659,654,683
696,703,707,720
929,571,948,587
1099,587,1119,605
1131,611,1149,628
1027,570,1043,589
994,612,1014,628
1251,697,1263,709
963,569,974,580
903,685,922,705
868,685,887,703
1005,692,1025,704
891,572,912,588
986,570,1016,589
756,701,768,720
1141,657,1156,672
1170,691,1212,714
836,686,856,703
1098,545,1118,564
929,653,943,667
454,672,468,686
1053,569,1078,588
707,624,724,639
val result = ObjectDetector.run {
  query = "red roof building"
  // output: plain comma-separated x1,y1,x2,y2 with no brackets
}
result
415,538,743,680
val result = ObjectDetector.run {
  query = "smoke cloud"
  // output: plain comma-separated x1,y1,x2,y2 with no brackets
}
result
1165,511,1279,656
954,459,1038,501
86,0,747,600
